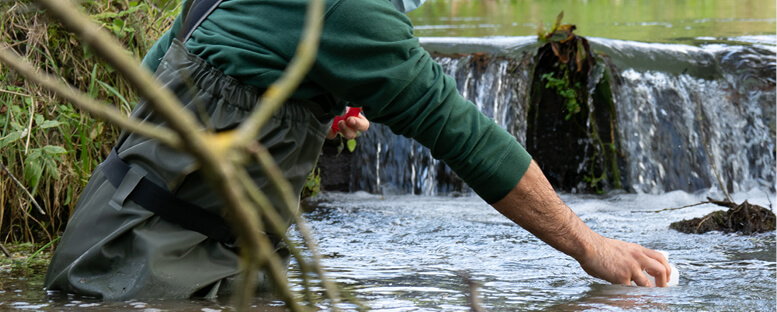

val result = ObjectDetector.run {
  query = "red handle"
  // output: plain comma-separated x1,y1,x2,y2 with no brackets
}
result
331,107,361,132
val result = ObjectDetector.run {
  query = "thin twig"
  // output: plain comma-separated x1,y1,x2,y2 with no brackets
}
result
24,95,34,154
0,44,182,149
695,214,714,234
0,158,45,215
0,88,30,97
36,0,203,152
235,169,317,307
458,271,486,312
0,241,10,257
632,201,712,214
250,143,343,307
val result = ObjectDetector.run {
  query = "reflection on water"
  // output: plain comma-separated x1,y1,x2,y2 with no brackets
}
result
291,189,775,311
1,189,774,310
407,0,776,43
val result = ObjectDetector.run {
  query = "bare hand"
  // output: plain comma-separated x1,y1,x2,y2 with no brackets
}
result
578,236,671,287
327,113,369,140
491,160,672,287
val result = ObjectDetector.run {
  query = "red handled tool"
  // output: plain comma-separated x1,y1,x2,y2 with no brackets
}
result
331,107,362,132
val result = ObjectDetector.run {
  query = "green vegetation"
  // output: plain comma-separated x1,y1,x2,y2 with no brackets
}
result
527,12,623,193
1,0,181,245
302,166,322,199
541,72,580,120
0,239,56,275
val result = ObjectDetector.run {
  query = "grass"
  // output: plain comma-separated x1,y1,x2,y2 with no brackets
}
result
0,0,181,247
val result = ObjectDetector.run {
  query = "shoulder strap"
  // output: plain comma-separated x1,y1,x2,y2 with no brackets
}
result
176,0,227,43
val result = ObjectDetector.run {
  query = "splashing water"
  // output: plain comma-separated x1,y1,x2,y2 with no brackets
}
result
354,36,775,196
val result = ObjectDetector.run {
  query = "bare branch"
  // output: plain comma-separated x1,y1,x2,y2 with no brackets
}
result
28,0,350,310
0,44,182,149
37,0,207,153
632,201,713,214
34,0,277,306
235,167,318,307
0,159,45,215
249,143,342,306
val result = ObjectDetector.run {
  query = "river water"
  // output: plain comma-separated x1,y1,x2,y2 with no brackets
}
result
2,189,774,311
295,190,776,311
406,0,775,44
2,0,774,311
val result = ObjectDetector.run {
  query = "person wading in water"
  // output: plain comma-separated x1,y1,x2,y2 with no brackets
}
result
44,0,671,300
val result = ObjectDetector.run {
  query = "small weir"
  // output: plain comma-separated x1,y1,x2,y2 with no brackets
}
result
346,36,775,196
2,34,775,312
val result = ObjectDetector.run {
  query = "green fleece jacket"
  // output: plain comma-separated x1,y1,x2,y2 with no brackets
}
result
141,0,531,204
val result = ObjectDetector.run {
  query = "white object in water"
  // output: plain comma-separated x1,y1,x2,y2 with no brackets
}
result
633,250,680,287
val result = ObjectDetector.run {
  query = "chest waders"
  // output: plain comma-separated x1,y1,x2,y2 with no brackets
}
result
44,0,333,300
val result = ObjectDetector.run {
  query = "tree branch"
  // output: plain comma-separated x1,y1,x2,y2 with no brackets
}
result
24,0,350,310
0,156,45,215
37,0,207,155
249,143,342,306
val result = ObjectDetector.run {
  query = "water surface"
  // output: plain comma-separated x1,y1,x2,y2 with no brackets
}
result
3,190,774,311
407,0,776,44
292,189,776,311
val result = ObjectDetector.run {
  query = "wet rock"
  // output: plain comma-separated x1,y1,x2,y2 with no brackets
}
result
526,15,625,193
318,139,355,192
669,199,776,234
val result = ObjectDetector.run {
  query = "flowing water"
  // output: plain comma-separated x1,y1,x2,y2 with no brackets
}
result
2,0,775,310
5,190,773,311
293,190,776,311
353,36,776,196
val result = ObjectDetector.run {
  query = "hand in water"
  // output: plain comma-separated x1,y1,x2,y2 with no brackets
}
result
577,237,672,287
491,160,672,288
327,109,369,140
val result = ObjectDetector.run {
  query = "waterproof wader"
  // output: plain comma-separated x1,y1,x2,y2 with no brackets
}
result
43,4,332,297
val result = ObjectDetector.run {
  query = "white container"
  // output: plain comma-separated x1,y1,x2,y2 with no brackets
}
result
634,250,680,287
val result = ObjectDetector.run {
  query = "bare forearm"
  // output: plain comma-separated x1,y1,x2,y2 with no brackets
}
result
491,160,599,261
491,160,672,287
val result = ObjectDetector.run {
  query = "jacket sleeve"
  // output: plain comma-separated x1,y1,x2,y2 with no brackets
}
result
310,0,531,203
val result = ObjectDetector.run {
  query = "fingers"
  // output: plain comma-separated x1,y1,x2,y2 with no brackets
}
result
326,128,338,140
328,114,370,140
339,120,358,139
346,114,370,132
642,249,671,287
631,270,654,287
581,238,672,288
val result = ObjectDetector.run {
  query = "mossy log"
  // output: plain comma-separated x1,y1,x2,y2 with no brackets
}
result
669,199,776,234
526,14,624,193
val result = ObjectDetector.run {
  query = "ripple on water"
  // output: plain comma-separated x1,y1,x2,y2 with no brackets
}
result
1,191,773,311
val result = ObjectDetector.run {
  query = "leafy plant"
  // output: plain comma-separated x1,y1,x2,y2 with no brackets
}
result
301,166,321,199
0,0,182,244
541,72,581,120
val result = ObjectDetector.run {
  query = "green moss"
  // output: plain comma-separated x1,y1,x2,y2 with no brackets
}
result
541,71,581,120
0,241,54,277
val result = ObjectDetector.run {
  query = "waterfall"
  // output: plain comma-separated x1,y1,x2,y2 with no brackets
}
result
349,37,775,196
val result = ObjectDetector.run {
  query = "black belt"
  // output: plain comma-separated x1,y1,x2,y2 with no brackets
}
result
102,149,237,247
